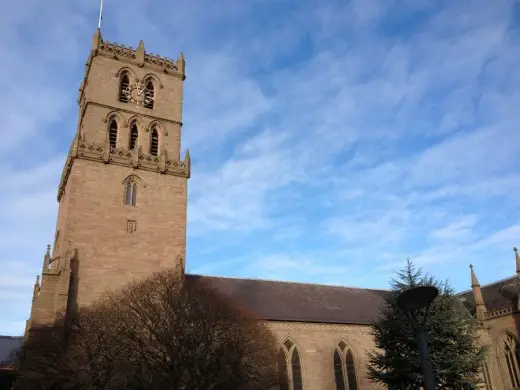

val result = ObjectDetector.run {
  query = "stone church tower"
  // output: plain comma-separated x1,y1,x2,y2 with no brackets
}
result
26,29,189,331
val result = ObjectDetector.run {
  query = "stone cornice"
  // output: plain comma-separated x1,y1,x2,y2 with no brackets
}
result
57,140,190,201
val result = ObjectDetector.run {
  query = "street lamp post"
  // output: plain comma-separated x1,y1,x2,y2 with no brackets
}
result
397,286,439,390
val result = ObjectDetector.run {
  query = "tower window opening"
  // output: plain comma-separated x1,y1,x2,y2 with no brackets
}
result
130,122,138,150
132,183,137,206
109,119,118,149
124,179,138,206
144,80,154,109
150,127,159,156
119,73,129,103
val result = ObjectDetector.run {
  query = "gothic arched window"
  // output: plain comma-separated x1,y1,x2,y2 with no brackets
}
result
334,350,346,390
278,339,303,390
482,362,492,390
504,333,520,388
109,119,118,149
119,73,129,103
334,341,358,390
123,177,139,206
150,126,159,156
129,121,138,150
278,348,289,390
144,80,154,109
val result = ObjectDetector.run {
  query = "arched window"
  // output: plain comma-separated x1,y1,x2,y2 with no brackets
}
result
119,73,129,103
129,122,138,150
123,177,138,206
109,119,118,149
278,348,289,390
278,339,302,390
144,80,154,109
504,333,520,388
334,350,346,390
482,362,492,390
334,341,358,390
150,126,159,156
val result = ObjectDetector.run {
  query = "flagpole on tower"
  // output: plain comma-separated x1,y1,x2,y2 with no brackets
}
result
98,0,104,29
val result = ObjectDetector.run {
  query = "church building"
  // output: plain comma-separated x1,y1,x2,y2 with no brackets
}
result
17,29,520,389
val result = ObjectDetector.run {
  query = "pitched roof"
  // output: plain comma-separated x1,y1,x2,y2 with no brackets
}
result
0,336,23,364
457,276,518,314
185,274,391,325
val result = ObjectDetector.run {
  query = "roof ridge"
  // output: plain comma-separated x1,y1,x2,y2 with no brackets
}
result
457,275,516,295
186,273,392,292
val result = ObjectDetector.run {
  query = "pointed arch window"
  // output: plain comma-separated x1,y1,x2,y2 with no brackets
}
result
334,350,346,390
482,362,492,390
504,333,520,388
119,73,129,103
123,176,139,206
334,341,358,390
278,339,303,390
129,121,139,150
144,80,154,109
109,119,118,149
150,126,159,156
278,348,289,390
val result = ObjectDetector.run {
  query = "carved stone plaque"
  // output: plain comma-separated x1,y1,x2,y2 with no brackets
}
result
127,220,137,233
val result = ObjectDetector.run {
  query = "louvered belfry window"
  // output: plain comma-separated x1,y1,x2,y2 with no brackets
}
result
150,126,159,156
130,122,138,150
109,119,118,149
119,73,129,103
144,80,154,109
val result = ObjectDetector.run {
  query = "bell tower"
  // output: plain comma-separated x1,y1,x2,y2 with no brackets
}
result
27,29,189,330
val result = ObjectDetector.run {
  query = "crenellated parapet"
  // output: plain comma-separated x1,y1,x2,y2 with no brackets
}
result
89,28,184,78
98,40,180,72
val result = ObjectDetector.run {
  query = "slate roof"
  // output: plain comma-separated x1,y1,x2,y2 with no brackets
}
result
185,274,391,325
4,275,509,348
0,336,23,364
457,276,518,315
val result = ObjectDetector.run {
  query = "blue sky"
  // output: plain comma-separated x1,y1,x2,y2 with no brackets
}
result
1,0,520,336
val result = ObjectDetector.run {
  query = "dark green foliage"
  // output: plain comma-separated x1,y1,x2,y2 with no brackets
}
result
367,259,487,390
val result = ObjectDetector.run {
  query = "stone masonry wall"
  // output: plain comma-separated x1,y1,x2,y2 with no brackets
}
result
63,158,187,307
267,321,385,390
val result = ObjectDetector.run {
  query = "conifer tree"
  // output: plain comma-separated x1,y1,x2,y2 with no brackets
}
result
367,259,486,389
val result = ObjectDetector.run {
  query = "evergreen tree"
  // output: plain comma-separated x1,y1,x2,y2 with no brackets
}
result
367,259,487,389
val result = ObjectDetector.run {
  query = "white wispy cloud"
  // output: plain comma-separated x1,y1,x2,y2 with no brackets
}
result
1,0,520,335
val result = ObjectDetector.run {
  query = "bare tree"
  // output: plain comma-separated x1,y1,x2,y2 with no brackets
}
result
14,270,280,390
